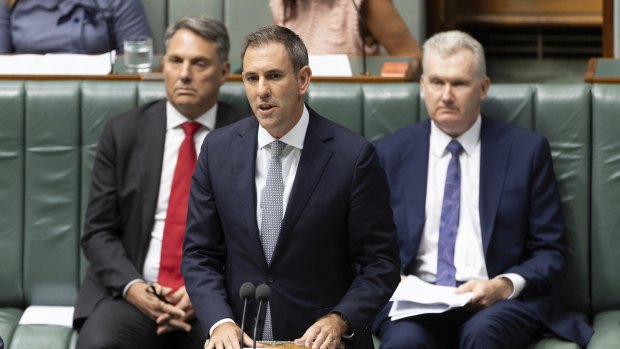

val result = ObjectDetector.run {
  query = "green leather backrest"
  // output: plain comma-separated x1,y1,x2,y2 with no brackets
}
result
79,81,140,282
0,81,25,307
481,84,534,129
363,83,420,142
534,84,591,314
307,83,364,135
220,82,252,115
591,84,620,313
23,81,81,306
0,80,596,320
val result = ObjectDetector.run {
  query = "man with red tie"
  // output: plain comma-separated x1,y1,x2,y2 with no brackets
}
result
73,16,245,348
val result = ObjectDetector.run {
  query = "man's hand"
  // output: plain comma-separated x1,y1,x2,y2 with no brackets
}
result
456,278,513,308
206,322,255,349
155,285,196,334
294,313,347,349
125,282,191,334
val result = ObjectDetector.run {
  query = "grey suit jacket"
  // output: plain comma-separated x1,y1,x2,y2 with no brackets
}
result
73,99,245,327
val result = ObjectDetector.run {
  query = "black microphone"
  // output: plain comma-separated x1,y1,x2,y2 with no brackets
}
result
252,284,271,349
239,282,256,349
351,0,369,75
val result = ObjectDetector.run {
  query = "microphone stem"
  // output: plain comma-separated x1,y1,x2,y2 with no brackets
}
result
240,299,248,349
252,301,264,349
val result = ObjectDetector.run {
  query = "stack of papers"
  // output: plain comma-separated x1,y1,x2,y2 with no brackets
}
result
0,52,115,76
389,275,472,321
18,306,74,327
308,54,352,77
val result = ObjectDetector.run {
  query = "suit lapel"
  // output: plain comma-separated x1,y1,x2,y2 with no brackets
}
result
405,122,430,261
479,117,510,255
139,100,167,247
275,109,333,262
231,118,265,264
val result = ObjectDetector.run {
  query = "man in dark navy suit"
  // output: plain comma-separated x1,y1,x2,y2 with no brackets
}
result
182,25,400,349
372,31,593,348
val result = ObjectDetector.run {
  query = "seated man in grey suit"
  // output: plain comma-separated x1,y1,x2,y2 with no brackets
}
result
372,31,592,348
73,16,246,349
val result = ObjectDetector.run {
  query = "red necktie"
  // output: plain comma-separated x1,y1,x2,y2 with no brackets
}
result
158,122,202,290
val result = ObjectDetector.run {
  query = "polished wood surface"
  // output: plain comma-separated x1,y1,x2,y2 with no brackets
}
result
454,0,602,27
429,0,603,33
602,0,614,57
584,58,620,83
1,55,415,83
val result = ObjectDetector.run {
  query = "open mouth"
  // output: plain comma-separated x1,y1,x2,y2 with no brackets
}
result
258,104,274,112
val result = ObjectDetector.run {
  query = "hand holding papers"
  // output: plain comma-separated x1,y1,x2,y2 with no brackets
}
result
389,275,473,321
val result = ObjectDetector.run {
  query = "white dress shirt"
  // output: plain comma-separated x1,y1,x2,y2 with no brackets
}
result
123,102,217,296
415,116,525,298
210,105,309,335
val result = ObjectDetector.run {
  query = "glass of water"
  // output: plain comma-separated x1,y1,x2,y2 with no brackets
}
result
123,36,153,73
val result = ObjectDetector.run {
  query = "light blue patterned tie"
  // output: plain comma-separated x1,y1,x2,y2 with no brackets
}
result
260,140,285,340
436,140,462,287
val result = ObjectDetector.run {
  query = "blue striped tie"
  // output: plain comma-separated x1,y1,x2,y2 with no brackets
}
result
436,140,462,287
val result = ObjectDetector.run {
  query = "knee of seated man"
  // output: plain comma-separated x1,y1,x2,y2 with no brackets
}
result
458,306,514,348
378,321,440,349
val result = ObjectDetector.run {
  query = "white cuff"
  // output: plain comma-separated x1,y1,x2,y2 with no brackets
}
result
210,318,235,336
496,273,526,299
123,279,145,298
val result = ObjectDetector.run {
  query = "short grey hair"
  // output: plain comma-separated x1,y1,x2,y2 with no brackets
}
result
423,30,487,81
241,25,308,74
164,16,230,63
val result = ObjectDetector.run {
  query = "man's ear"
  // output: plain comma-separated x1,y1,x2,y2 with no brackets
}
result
220,61,231,85
297,65,312,95
480,76,491,101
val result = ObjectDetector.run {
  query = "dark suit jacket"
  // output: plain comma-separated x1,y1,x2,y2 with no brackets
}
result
373,117,593,347
73,99,245,327
182,106,401,349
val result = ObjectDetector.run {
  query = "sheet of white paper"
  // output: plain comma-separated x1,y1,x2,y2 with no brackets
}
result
0,52,114,75
388,275,473,320
308,54,352,77
18,306,74,327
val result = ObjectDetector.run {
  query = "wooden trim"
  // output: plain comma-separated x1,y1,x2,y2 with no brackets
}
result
426,0,445,37
0,73,141,80
602,0,614,57
584,57,599,82
456,14,602,27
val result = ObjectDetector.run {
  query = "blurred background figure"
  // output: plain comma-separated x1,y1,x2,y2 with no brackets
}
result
270,0,422,68
0,0,150,54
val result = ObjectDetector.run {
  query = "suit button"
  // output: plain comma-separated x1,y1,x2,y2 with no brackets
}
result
266,274,275,283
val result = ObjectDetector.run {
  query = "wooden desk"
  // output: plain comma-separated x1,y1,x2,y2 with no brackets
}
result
584,58,620,83
1,55,414,83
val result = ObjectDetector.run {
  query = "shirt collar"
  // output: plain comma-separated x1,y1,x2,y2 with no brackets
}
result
165,102,217,131
258,104,309,150
430,115,481,157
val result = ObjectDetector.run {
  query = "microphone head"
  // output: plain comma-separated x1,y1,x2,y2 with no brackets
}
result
255,283,271,302
239,282,256,301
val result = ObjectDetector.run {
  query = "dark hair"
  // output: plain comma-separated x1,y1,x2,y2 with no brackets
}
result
241,24,308,74
164,16,230,63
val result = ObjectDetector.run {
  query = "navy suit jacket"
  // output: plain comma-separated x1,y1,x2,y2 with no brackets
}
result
373,117,592,347
74,99,245,328
182,106,401,349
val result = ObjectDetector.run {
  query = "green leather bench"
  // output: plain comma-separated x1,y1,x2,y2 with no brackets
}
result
0,81,617,348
